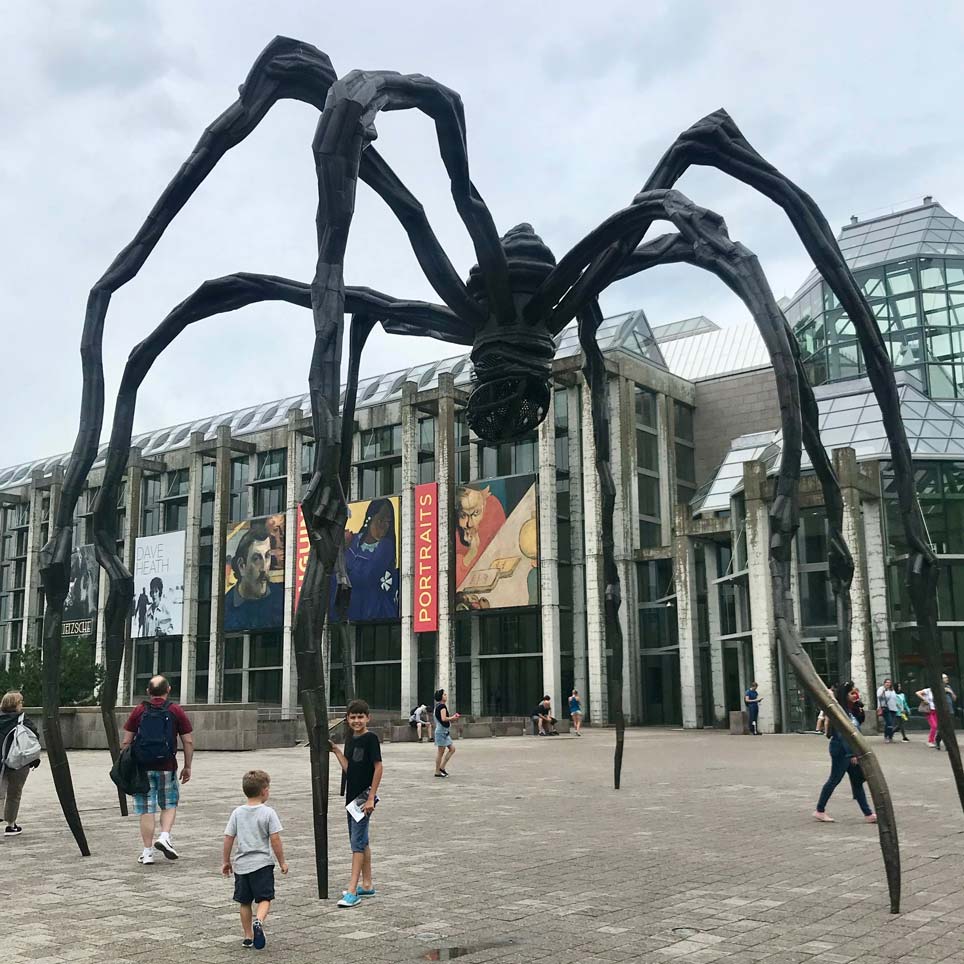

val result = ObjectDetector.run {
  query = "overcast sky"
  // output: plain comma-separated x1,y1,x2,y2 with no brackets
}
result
3,1,964,469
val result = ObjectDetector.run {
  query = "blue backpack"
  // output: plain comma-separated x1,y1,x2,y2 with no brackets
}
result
132,700,177,768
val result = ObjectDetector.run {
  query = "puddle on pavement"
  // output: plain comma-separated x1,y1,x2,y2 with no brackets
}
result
421,938,517,960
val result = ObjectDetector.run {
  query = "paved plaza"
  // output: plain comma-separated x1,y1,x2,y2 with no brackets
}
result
4,728,964,964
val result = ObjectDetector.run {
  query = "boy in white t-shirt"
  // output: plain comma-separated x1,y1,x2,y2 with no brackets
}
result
222,769,288,949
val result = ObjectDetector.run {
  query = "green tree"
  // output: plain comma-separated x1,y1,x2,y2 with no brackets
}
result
0,638,104,706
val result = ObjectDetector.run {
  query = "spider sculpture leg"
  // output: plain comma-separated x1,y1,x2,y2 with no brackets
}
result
615,205,900,913
92,271,464,892
576,301,626,787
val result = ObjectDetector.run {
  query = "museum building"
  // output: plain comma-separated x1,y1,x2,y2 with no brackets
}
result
4,198,964,732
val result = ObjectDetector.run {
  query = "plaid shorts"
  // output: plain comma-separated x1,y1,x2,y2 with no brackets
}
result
132,770,180,814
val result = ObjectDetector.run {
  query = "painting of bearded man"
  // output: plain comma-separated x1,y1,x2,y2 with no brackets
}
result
455,484,506,585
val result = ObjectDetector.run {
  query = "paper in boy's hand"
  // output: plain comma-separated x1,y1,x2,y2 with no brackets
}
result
346,790,378,823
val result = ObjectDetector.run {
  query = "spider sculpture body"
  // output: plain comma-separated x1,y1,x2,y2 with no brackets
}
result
37,38,962,913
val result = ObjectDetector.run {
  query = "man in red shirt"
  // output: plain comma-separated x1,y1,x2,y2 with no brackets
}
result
121,675,194,865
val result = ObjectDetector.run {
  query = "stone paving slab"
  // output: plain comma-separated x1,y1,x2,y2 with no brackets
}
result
3,729,964,963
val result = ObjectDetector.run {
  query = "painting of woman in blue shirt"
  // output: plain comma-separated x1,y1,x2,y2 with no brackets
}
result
330,498,400,622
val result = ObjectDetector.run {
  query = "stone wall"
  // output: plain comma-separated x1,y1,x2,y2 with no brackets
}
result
693,368,780,486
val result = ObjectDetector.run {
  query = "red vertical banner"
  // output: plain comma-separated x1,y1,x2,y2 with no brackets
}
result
414,482,439,632
294,505,310,613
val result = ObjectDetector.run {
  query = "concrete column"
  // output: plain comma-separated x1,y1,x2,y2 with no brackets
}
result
743,461,778,733
703,542,726,725
23,471,47,650
567,386,588,703
609,377,639,723
862,497,892,681
580,377,608,724
674,511,702,728
94,566,108,671
120,460,142,704
656,393,674,543
538,384,562,714
468,428,480,481
282,417,300,718
436,375,457,705
180,439,204,704
470,619,482,715
207,425,232,703
400,383,419,714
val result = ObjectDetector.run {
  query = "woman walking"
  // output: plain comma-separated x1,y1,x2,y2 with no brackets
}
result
433,689,459,778
0,691,41,836
916,684,939,747
568,690,583,736
813,682,877,824
894,683,911,742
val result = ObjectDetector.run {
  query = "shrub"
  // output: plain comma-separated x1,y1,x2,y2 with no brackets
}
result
0,638,104,706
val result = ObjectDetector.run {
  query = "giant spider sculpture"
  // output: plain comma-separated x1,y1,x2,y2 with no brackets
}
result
38,37,964,912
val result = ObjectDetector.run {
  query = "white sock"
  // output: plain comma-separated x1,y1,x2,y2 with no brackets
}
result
142,846,153,856
158,831,171,842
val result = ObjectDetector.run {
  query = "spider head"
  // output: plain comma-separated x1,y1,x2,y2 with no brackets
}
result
466,224,557,443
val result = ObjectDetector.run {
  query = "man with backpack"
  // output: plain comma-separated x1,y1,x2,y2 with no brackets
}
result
120,676,194,864
0,690,42,836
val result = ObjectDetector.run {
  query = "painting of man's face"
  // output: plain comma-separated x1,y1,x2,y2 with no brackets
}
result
239,536,271,598
457,486,489,546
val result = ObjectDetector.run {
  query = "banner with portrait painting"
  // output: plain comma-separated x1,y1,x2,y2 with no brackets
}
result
63,544,98,638
130,531,186,639
224,513,285,632
330,496,401,622
454,474,539,611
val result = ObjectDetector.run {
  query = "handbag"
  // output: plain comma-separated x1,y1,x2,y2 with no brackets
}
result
918,701,931,715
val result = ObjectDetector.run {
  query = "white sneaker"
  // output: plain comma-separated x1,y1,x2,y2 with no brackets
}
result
138,849,155,865
155,836,179,860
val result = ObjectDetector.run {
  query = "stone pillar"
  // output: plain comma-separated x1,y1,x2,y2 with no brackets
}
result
470,619,482,715
609,377,639,723
180,438,204,705
436,374,457,705
23,471,48,651
538,384,562,714
862,497,892,682
703,541,726,725
207,425,232,703
400,383,419,714
656,393,674,543
674,509,702,728
282,417,301,718
567,386,588,704
580,376,608,724
743,461,778,733
120,460,142,704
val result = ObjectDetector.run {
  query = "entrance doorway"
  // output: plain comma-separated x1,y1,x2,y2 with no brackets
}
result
639,649,682,725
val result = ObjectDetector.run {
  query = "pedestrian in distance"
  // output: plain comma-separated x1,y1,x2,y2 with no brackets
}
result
0,690,42,837
813,681,877,824
120,675,194,864
329,699,383,908
893,683,911,742
222,769,288,950
934,674,957,751
568,689,583,736
432,689,459,777
531,695,559,736
744,682,763,735
876,678,899,743
916,684,939,747
408,703,431,742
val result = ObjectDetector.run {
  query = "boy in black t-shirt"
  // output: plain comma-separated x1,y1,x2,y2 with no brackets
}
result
329,699,383,908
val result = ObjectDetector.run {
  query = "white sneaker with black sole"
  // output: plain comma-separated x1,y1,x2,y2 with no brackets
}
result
154,836,179,860
138,849,155,864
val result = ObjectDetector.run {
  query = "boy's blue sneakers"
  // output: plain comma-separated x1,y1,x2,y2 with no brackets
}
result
356,886,376,898
337,891,362,908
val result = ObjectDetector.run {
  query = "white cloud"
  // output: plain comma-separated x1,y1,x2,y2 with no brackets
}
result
2,0,964,467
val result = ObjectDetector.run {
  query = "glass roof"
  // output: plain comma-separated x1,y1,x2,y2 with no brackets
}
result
692,375,964,515
657,319,770,381
0,308,666,491
790,199,964,302
650,315,719,344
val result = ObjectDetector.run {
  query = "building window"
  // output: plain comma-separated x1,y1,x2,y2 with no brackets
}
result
471,610,542,716
354,623,402,711
229,457,249,521
141,475,162,537
358,425,402,498
222,631,283,705
134,636,183,701
162,468,189,532
673,400,697,505
253,448,287,516
418,417,436,484
635,385,661,547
